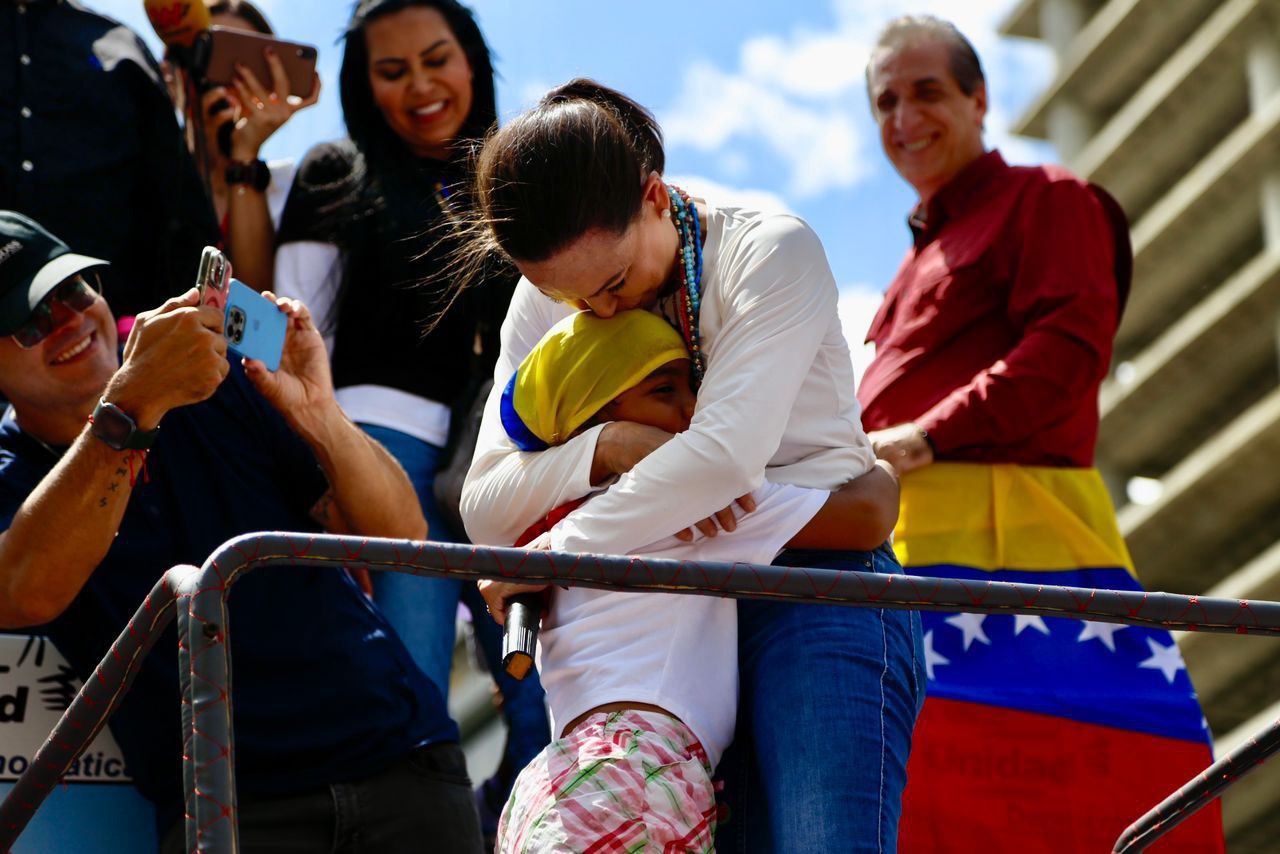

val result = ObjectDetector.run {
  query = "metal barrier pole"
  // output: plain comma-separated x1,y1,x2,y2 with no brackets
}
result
4,532,1280,851
180,533,1280,851
0,564,200,851
1113,715,1280,853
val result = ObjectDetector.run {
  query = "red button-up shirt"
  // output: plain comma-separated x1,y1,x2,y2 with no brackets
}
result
858,151,1122,467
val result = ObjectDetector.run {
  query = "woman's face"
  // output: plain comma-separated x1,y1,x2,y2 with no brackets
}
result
516,174,680,318
365,6,474,159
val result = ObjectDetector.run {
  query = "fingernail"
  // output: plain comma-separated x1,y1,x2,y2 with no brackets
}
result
265,48,275,57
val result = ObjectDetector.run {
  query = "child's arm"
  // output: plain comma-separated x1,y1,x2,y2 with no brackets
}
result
785,461,899,551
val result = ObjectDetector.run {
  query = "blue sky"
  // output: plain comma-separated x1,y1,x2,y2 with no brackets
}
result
96,0,1055,370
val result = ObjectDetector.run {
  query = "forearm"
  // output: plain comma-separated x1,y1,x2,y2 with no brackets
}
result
292,402,426,540
226,185,276,292
0,430,140,627
787,461,899,551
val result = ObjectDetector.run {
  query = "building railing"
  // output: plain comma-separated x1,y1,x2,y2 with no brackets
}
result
2,531,1278,853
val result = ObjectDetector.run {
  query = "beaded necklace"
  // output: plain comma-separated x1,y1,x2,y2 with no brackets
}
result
666,184,705,385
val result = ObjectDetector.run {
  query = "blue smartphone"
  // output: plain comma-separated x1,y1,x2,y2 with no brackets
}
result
224,279,287,371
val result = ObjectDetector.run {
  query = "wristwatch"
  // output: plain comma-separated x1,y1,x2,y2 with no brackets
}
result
89,400,159,451
225,158,270,192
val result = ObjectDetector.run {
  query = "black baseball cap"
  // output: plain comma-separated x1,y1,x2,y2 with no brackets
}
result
0,211,108,337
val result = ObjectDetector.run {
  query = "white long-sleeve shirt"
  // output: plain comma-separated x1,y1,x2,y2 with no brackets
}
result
538,480,828,768
461,204,876,553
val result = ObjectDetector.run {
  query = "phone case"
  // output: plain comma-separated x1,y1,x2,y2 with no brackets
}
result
203,26,318,98
196,246,231,312
225,279,287,371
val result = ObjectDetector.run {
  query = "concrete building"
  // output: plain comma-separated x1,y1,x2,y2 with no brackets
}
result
1001,0,1280,848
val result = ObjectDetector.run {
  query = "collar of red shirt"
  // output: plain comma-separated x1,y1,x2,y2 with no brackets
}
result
908,149,1009,248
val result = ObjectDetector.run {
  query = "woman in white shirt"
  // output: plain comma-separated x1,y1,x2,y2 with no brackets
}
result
463,79,925,853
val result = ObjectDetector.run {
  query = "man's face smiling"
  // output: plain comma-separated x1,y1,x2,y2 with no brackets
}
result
869,38,987,206
0,282,118,439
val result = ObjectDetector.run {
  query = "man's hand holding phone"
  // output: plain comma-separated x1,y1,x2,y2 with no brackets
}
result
108,290,230,430
242,293,339,437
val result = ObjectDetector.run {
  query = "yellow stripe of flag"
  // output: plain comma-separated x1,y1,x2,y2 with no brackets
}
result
892,462,1135,575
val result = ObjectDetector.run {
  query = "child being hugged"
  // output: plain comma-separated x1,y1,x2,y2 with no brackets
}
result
489,309,898,852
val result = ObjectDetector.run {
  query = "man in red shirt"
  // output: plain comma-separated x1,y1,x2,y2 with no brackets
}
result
859,19,1121,469
859,15,1223,852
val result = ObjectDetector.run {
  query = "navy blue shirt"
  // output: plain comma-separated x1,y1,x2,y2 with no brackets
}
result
0,0,220,316
0,363,457,829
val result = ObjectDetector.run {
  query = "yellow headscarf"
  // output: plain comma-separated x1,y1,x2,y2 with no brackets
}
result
500,310,690,450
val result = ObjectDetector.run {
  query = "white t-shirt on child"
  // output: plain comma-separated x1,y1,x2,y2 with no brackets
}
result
538,480,829,769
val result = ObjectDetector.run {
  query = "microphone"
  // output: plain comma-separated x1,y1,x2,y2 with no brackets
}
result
502,594,542,680
143,0,211,52
144,1,214,195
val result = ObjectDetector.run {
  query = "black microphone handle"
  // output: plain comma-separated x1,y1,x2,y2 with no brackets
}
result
502,594,542,680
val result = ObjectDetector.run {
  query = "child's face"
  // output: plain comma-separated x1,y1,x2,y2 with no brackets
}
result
598,359,696,434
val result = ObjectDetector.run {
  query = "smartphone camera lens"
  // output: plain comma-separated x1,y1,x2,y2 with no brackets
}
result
228,307,246,345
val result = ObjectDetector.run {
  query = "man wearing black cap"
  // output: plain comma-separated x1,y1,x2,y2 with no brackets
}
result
0,212,483,851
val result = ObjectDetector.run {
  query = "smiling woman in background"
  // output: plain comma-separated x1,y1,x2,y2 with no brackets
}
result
272,1,540,840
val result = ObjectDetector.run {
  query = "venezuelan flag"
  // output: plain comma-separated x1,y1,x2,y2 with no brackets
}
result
895,463,1223,853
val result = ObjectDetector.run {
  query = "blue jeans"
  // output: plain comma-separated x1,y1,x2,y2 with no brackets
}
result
360,424,461,696
718,545,926,853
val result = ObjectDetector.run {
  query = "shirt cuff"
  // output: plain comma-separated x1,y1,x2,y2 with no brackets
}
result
916,405,962,456
566,423,608,497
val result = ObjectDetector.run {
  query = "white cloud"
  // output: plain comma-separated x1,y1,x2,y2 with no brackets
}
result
661,0,1054,199
511,79,556,116
837,285,885,384
666,174,797,216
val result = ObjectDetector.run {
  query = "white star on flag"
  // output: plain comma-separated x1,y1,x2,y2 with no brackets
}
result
1013,614,1051,636
945,612,991,650
1077,620,1127,652
923,630,949,680
1139,638,1187,684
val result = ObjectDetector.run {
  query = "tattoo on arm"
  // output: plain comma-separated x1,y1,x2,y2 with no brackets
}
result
310,489,336,529
310,488,350,534
96,468,129,511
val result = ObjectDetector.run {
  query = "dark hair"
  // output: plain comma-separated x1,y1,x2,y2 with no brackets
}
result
866,15,985,99
339,0,498,170
475,78,664,263
206,0,274,35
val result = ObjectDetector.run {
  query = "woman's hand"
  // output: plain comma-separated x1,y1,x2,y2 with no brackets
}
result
228,50,321,162
673,493,757,542
592,421,757,541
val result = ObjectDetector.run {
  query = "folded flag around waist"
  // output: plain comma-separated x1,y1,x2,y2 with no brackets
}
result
895,463,1223,853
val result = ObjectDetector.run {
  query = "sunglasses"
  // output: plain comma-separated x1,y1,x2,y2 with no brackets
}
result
11,273,101,350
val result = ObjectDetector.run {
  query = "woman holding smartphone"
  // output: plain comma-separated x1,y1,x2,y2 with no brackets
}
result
272,0,543,839
167,0,319,291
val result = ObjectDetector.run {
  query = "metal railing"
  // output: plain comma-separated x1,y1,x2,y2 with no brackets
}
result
2,531,1278,853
